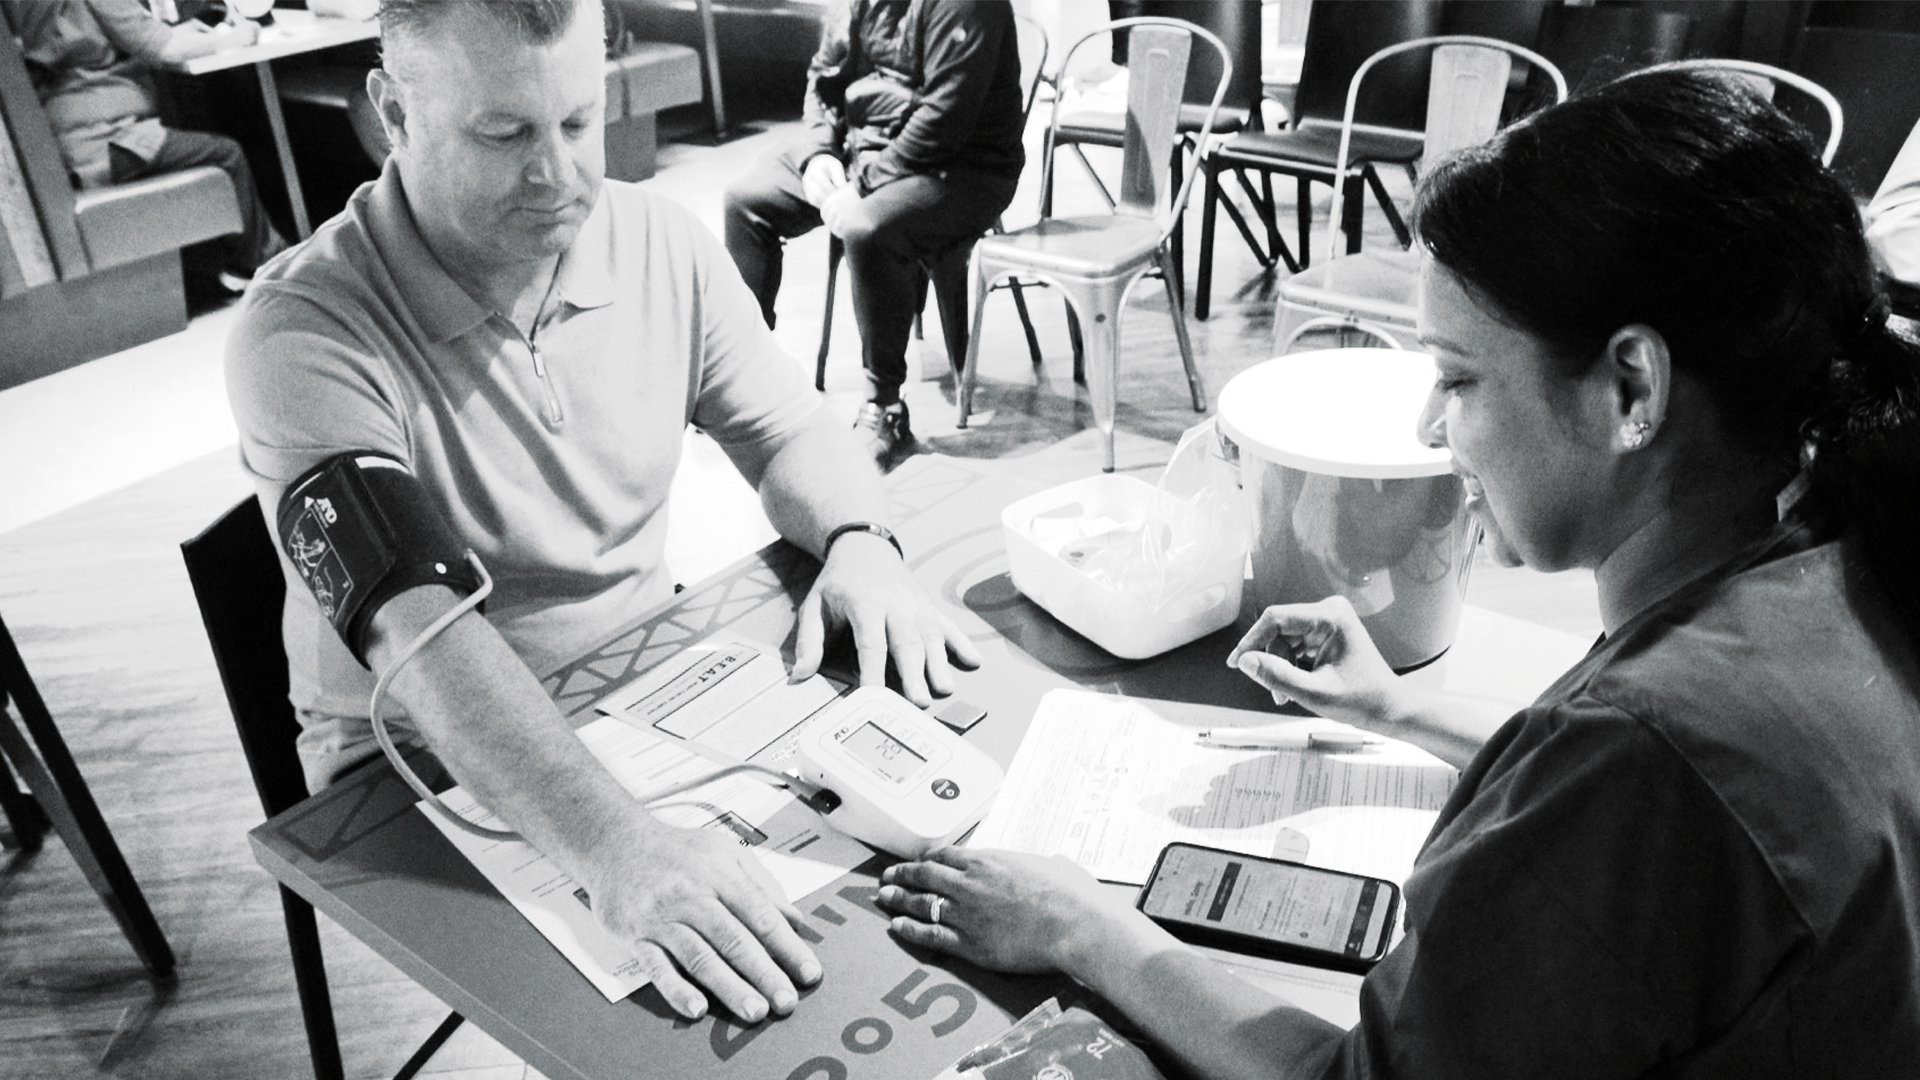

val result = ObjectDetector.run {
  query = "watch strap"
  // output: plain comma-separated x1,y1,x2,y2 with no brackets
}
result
823,521,903,560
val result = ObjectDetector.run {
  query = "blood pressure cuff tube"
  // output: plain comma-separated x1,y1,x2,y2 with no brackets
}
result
276,452,485,668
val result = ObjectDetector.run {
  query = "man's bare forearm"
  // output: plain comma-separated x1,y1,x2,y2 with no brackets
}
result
750,410,891,557
366,586,653,883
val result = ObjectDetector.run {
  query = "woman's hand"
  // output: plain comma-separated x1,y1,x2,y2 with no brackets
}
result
1227,596,1404,728
877,848,1147,978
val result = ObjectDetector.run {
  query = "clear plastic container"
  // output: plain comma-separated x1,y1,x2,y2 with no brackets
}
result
1002,473,1245,660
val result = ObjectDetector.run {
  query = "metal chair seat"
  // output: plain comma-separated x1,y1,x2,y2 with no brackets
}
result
957,16,1230,473
1271,247,1421,354
1055,101,1255,143
972,215,1165,278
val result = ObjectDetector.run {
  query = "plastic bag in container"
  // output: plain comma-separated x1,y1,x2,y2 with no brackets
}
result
1002,420,1247,659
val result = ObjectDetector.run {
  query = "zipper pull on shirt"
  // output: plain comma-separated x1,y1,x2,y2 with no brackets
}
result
529,340,565,429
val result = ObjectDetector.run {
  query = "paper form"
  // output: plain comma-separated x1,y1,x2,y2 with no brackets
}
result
422,714,872,1002
969,691,1454,1032
593,639,844,765
970,689,1455,887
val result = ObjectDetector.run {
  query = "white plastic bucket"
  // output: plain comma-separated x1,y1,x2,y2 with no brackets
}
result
1216,349,1475,669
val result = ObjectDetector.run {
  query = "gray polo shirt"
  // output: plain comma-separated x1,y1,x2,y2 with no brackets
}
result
226,161,819,786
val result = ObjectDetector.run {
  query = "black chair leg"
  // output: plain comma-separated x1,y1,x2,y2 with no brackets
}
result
0,738,50,849
0,618,173,978
282,886,347,1080
1364,164,1411,248
1296,176,1313,268
392,1013,466,1080
1065,302,1085,383
1196,157,1221,321
1166,142,1186,309
1342,174,1367,255
814,237,845,391
926,246,972,381
1004,279,1046,370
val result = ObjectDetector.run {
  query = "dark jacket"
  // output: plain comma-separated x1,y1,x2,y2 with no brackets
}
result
803,0,1025,195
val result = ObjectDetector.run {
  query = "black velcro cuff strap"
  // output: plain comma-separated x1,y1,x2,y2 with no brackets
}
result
276,452,484,668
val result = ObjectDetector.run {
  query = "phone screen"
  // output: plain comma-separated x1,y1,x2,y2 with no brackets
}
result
1139,844,1393,961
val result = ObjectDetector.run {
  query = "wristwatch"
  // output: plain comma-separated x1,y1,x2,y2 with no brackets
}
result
824,521,903,560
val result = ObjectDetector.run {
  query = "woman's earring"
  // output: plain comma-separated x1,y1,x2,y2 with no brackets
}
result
1620,420,1652,450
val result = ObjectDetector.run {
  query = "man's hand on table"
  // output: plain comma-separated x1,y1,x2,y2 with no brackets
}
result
790,531,982,705
587,817,822,1023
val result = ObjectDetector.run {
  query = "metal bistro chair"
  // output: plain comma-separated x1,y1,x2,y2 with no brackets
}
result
1040,0,1265,306
1269,36,1566,356
1625,59,1843,167
814,12,1051,391
182,498,463,1080
956,17,1230,473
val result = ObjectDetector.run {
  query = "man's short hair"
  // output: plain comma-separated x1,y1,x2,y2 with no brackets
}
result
379,0,597,76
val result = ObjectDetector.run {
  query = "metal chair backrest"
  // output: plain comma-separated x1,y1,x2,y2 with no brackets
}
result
1327,35,1566,259
1624,59,1844,167
1046,17,1231,230
1423,44,1516,160
180,497,308,819
1013,12,1051,122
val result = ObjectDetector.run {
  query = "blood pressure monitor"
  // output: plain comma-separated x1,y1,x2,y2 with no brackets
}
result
795,687,1004,859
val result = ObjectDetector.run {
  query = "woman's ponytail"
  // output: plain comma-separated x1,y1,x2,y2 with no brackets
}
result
1808,316,1920,634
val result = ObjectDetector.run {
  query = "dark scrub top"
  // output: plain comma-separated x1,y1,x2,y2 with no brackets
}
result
1335,519,1920,1077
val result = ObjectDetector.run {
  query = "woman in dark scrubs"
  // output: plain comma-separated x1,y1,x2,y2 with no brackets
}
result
876,68,1920,1079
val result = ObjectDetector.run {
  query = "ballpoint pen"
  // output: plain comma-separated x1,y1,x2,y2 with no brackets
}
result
1196,723,1384,751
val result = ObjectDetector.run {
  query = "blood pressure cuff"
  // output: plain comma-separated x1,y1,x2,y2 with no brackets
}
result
276,452,485,668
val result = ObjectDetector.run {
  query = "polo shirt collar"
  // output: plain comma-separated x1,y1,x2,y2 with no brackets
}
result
363,160,616,343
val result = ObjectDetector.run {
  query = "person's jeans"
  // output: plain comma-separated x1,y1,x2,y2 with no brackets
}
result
110,126,289,285
723,141,1017,405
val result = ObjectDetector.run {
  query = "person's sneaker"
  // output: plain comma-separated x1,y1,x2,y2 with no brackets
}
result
853,400,912,464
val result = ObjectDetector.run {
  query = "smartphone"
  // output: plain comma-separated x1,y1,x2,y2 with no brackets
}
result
1136,842,1400,972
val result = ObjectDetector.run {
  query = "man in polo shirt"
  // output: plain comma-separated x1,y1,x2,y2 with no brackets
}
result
225,0,979,1026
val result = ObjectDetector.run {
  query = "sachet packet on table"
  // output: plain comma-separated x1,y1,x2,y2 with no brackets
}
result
931,997,1167,1080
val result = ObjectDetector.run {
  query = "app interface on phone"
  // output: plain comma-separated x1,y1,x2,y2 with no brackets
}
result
1143,847,1375,955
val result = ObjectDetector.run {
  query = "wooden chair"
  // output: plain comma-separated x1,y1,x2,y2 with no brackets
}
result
182,498,463,1080
0,613,174,978
956,17,1230,473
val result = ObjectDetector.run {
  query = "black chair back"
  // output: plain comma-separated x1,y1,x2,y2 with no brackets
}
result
180,497,308,819
1533,3,1693,94
1123,0,1263,114
1790,26,1920,196
1291,0,1444,130
181,496,466,1080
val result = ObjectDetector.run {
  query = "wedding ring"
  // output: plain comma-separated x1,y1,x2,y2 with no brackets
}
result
928,895,945,926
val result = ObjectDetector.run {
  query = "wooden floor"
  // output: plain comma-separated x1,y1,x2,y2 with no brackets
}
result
0,104,1600,1080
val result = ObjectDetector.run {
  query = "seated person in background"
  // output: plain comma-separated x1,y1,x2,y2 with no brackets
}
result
225,0,979,1027
722,0,1026,462
879,69,1920,1077
1866,116,1920,317
5,0,287,294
